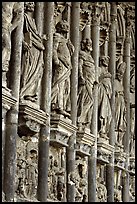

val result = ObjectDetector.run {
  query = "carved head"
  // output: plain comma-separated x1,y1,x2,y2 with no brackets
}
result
56,20,69,34
24,2,35,12
81,38,93,52
116,36,125,60
116,62,126,80
99,56,110,67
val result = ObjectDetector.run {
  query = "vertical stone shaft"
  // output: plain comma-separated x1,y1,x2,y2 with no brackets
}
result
107,2,117,202
37,2,54,202
89,4,100,202
2,107,8,192
35,2,44,35
35,2,44,108
66,2,80,202
3,3,24,201
83,20,91,39
122,8,131,202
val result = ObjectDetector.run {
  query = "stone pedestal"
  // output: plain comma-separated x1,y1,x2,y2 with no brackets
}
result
50,114,77,147
76,127,95,156
97,137,114,164
114,151,126,170
18,102,48,137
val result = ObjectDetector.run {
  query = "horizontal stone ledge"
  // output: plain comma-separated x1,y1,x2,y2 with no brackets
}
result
2,88,17,109
19,103,49,125
51,114,77,136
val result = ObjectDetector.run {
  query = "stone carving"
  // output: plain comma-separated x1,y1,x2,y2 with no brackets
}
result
114,188,122,202
96,177,107,202
115,37,126,146
129,176,135,202
2,2,22,88
77,38,95,130
20,2,46,103
96,165,107,202
48,147,66,201
15,137,38,200
51,20,74,117
54,2,66,28
68,156,88,202
98,56,112,138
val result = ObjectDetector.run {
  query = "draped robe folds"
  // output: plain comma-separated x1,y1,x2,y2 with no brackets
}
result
115,78,126,133
20,13,44,102
77,50,95,126
98,67,112,134
51,33,73,111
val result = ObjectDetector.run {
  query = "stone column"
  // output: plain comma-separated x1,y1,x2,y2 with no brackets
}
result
83,15,91,39
66,2,80,202
3,3,24,201
88,3,101,202
122,6,133,202
106,2,117,202
37,2,54,202
34,2,44,108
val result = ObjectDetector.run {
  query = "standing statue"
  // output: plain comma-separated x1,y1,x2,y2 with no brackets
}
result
2,2,22,88
98,56,112,137
77,38,95,129
20,2,45,103
115,54,126,146
51,20,74,117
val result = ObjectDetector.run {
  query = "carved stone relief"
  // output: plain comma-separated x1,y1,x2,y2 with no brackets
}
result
98,56,112,139
2,2,135,202
51,20,74,118
48,146,66,201
20,2,45,103
77,38,95,131
68,155,88,202
129,175,135,202
15,136,38,201
2,2,22,89
96,165,107,202
115,36,126,148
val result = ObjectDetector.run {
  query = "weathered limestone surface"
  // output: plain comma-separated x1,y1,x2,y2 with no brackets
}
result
2,2,135,202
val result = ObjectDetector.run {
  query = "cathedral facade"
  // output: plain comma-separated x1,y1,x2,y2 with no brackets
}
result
2,2,135,202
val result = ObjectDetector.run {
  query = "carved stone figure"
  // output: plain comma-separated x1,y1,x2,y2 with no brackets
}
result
115,54,126,146
48,154,65,201
25,148,38,199
96,177,107,202
68,156,88,202
20,2,45,103
114,188,122,202
98,56,112,137
56,167,65,201
2,2,22,88
54,2,66,28
77,38,95,129
51,20,74,117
